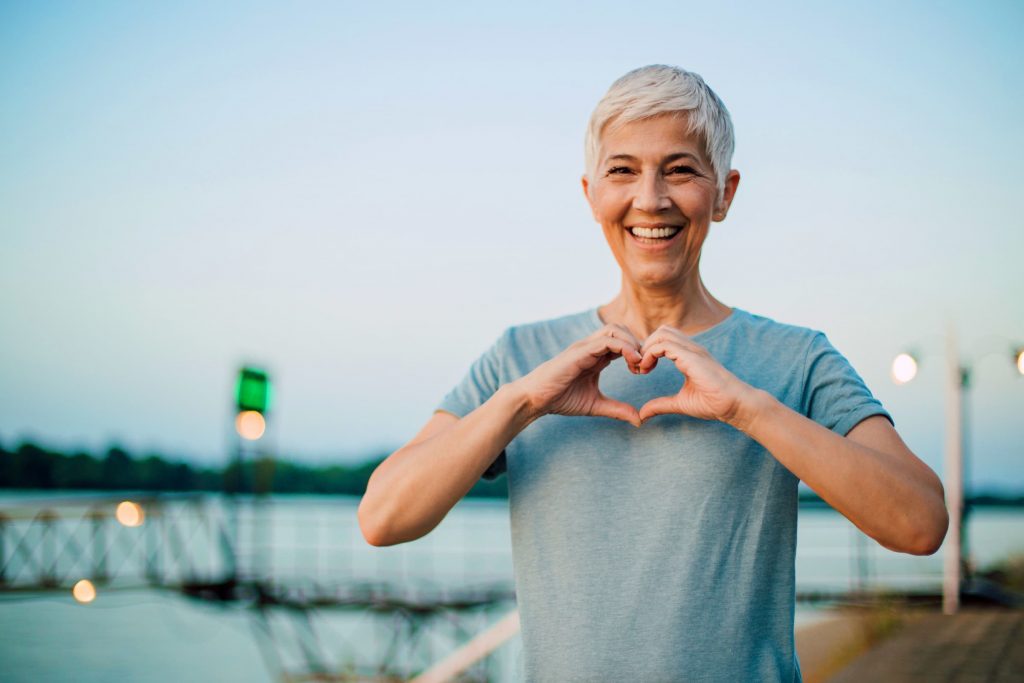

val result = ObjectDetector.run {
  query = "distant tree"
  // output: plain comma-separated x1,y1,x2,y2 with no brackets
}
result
167,462,196,490
55,452,102,489
136,455,169,490
0,437,10,487
101,446,134,489
16,442,56,488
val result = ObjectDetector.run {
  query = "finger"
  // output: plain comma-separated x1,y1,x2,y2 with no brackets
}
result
639,340,697,373
590,395,642,428
583,335,642,370
640,325,684,349
564,337,612,368
588,325,643,371
637,340,679,372
617,342,644,372
607,328,644,373
591,353,615,374
638,395,680,423
587,322,641,346
606,323,643,351
640,325,710,355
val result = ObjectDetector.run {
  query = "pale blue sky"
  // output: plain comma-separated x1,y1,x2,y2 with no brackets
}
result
2,1,1022,489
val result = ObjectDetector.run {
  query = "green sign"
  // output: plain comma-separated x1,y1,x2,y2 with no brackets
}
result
235,367,271,413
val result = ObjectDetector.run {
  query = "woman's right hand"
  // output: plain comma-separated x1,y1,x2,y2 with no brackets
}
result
512,324,644,427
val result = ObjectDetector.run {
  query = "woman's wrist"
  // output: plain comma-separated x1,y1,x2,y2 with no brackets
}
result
725,386,778,435
495,380,544,430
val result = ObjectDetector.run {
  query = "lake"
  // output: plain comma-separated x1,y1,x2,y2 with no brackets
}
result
1,492,1021,682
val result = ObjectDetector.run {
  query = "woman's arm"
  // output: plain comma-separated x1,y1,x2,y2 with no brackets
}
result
637,325,948,556
358,384,535,546
732,396,947,555
358,324,644,546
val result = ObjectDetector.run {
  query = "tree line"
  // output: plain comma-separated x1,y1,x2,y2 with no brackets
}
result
0,438,508,498
3,437,1022,506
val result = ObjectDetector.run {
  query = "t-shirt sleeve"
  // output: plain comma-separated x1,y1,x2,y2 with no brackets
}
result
434,328,511,480
800,332,894,437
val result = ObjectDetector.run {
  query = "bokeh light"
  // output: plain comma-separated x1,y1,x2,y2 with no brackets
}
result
72,579,96,604
235,410,266,440
1016,348,1024,376
891,353,918,385
115,501,144,527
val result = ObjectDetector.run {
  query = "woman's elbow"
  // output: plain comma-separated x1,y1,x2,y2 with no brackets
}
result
357,495,394,547
357,468,395,547
876,487,948,556
905,496,949,556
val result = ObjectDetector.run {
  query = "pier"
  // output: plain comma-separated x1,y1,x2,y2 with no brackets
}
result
2,493,1021,682
0,494,514,682
827,609,1023,682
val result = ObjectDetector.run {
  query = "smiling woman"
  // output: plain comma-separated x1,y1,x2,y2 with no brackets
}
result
357,64,947,682
582,113,739,300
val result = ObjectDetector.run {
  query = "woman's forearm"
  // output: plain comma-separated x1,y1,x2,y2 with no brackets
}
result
360,325,648,546
731,388,948,555
358,382,536,546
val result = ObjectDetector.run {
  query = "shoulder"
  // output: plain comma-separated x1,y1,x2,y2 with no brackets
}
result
502,307,600,351
481,308,600,378
723,310,870,411
726,308,824,356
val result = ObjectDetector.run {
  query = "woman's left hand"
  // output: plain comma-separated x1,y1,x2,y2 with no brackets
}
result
636,325,757,426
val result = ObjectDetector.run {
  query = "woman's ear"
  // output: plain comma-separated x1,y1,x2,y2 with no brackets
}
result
581,174,599,221
713,169,741,221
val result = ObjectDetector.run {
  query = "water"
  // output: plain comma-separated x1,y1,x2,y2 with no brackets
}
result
0,589,270,683
1,492,1021,682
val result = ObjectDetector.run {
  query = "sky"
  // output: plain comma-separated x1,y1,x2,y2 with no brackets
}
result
1,1,1022,489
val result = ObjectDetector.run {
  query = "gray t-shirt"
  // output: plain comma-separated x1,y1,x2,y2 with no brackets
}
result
437,306,891,682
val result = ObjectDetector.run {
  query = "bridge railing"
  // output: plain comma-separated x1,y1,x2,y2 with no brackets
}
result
0,494,233,592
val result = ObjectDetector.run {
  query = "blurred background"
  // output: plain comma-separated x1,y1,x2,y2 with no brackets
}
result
2,1,1021,681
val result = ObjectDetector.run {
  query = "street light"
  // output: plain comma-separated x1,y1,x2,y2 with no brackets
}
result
227,365,275,581
892,328,1023,615
891,352,919,385
235,367,271,440
892,345,1024,386
235,410,267,441
115,501,145,527
72,578,97,604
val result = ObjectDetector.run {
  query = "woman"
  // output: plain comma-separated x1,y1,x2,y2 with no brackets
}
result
358,65,948,682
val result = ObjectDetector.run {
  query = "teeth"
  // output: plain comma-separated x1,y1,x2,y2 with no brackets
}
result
629,226,681,238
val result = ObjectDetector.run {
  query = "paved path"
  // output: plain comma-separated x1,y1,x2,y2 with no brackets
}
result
828,610,1023,682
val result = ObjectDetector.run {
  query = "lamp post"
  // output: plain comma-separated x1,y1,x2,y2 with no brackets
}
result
231,366,272,491
892,329,1024,615
227,366,273,582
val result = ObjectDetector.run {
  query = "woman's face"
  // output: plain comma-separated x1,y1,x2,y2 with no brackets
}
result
582,113,739,291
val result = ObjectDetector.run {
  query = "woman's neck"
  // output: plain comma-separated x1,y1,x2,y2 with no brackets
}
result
597,274,731,340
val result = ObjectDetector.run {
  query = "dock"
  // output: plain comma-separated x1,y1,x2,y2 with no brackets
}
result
827,609,1023,682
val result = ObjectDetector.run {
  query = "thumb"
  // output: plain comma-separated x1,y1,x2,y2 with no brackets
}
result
590,395,642,428
638,396,680,424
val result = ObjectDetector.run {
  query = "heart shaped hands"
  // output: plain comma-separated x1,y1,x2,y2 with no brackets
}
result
516,323,755,428
517,324,646,427
634,326,751,425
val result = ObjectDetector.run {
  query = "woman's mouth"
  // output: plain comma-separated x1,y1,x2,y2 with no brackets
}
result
626,225,684,246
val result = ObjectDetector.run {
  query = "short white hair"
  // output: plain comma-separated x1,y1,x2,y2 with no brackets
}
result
584,65,735,194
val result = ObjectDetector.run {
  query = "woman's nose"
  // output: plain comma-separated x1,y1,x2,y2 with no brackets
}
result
632,173,671,213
